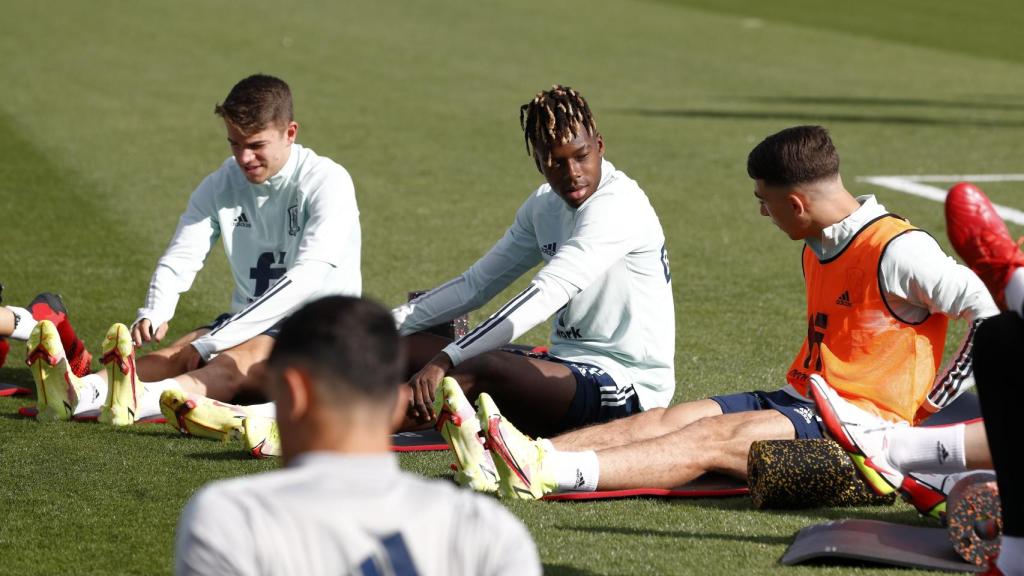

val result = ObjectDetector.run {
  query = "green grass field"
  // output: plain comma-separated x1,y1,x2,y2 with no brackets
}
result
1,1,1023,574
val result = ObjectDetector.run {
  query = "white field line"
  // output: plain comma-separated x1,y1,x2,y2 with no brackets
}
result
857,174,1024,226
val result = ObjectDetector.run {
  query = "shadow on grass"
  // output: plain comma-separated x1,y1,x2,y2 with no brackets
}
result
543,563,600,576
560,524,792,546
611,107,1024,129
187,449,255,462
0,410,29,421
732,94,1024,112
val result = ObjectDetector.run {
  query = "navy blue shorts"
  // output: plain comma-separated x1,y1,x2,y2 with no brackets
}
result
202,313,284,340
503,349,641,430
710,389,824,439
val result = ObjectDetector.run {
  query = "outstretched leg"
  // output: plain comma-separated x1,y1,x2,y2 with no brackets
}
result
403,332,618,434
594,410,795,489
551,399,723,451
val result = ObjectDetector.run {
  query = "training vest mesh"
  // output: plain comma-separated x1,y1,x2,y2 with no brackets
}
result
786,214,949,424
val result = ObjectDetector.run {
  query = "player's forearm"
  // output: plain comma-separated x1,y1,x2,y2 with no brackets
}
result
136,262,194,329
138,213,218,326
394,276,485,335
442,277,574,366
191,261,334,360
920,318,982,419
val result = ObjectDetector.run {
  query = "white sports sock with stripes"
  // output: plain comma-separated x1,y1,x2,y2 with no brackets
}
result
552,450,599,492
887,423,967,473
7,306,37,341
1006,267,1024,317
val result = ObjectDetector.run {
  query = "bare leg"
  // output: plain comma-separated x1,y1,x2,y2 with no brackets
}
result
136,328,209,381
552,399,723,451
174,335,275,400
964,420,993,469
402,333,578,437
0,307,14,336
596,410,796,489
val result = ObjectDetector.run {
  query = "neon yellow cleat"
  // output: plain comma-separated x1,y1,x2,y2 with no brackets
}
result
26,320,80,422
98,323,139,426
433,377,498,493
244,416,281,459
476,393,555,500
159,389,245,442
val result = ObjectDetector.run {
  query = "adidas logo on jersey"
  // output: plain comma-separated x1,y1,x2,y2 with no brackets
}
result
234,212,252,228
835,290,852,307
540,242,557,257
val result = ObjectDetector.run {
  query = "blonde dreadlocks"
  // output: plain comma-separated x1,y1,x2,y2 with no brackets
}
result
520,85,598,169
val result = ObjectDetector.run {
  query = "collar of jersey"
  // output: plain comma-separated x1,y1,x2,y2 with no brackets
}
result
290,451,400,478
807,194,885,260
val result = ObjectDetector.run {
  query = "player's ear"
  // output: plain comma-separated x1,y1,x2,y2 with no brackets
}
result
788,192,807,217
284,121,298,144
595,133,605,157
281,366,311,421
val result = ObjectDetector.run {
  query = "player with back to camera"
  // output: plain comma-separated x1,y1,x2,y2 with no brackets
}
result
25,74,361,424
174,296,540,576
449,125,998,502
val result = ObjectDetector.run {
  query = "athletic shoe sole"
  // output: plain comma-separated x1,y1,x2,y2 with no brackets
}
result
98,323,138,426
26,320,76,422
433,377,497,492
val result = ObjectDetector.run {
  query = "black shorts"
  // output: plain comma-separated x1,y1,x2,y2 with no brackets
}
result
505,349,641,430
201,313,284,340
710,388,824,439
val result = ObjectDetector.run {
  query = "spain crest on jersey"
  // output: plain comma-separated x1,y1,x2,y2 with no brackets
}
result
288,205,300,236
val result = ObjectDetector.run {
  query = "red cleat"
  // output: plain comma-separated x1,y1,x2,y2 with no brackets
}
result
29,293,92,377
945,182,1024,309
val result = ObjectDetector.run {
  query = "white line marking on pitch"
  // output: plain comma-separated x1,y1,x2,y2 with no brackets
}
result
857,174,1024,226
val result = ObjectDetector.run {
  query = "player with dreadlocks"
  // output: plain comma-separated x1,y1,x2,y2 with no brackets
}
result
387,84,675,492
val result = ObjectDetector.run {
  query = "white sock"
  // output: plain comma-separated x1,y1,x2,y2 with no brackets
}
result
8,306,37,341
998,535,1024,576
73,373,108,415
887,424,967,473
243,402,276,419
552,450,599,492
1008,267,1024,316
136,378,182,420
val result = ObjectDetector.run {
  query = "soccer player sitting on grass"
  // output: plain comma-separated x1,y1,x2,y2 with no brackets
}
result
175,296,540,576
811,183,1022,575
443,125,998,501
134,84,673,464
389,84,675,488
25,74,361,424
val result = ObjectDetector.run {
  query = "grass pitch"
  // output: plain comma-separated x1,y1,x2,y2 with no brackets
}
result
1,1,1023,574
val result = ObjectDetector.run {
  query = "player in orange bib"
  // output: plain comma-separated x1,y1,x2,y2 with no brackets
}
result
455,125,998,501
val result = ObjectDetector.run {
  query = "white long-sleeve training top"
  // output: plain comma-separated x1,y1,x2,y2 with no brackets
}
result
136,143,362,360
393,159,676,409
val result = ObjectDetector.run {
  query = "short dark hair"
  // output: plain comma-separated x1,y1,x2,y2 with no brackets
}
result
520,85,599,169
746,125,840,187
214,74,294,134
268,296,404,404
